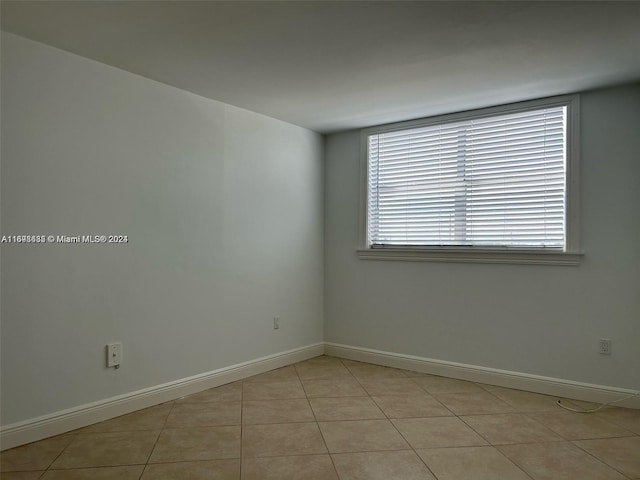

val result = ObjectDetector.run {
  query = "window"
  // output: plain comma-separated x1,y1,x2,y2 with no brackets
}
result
359,95,581,265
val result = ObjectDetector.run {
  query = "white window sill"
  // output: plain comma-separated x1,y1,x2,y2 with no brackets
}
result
357,247,583,266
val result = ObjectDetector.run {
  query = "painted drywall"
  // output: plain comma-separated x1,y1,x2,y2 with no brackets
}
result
1,32,324,425
325,84,640,391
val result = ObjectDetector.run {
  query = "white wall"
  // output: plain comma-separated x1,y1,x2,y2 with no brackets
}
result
325,84,640,391
1,32,324,426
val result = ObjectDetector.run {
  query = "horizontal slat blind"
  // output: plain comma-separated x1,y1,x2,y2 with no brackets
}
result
367,106,567,249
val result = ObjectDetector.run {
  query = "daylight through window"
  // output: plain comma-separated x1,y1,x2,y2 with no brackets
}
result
366,102,571,251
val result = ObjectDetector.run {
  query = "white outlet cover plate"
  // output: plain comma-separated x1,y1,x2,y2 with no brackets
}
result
107,342,122,367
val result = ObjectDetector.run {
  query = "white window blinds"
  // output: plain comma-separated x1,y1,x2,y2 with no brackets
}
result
367,105,567,249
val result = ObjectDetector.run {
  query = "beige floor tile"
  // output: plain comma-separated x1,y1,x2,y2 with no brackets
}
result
295,364,353,381
347,365,408,381
339,359,368,368
148,426,241,463
242,399,315,424
372,394,453,418
574,436,640,478
479,385,562,412
411,376,482,394
42,465,145,479
1,435,74,472
596,407,640,435
303,356,346,366
302,379,367,398
0,472,45,480
295,356,349,369
242,454,338,480
309,397,385,421
482,385,560,413
242,380,306,401
498,441,627,480
80,404,172,433
558,398,603,410
400,369,432,377
392,417,487,449
359,378,426,396
417,446,530,480
177,383,243,403
433,392,516,415
11,358,638,480
244,366,299,383
529,411,635,440
332,450,435,480
141,459,240,479
461,413,563,445
51,431,159,469
242,423,327,457
164,401,240,427
318,419,409,453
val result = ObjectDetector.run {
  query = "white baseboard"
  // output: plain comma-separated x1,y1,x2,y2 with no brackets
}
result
4,341,638,450
1,343,323,451
325,343,640,409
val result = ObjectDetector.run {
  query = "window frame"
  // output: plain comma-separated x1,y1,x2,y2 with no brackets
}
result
358,94,582,266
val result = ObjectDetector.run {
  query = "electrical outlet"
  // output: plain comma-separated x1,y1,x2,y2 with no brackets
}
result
599,338,611,355
273,316,280,330
107,342,122,367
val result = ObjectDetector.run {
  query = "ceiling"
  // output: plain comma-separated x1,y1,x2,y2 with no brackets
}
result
2,1,640,133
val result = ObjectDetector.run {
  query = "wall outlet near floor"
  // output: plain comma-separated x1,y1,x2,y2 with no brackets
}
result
599,338,612,355
107,342,122,367
273,316,280,330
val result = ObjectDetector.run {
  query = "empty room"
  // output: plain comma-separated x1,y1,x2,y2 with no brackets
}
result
1,1,639,479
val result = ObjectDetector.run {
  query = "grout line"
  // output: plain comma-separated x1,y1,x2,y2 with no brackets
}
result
492,446,537,480
139,401,175,479
125,457,238,465
38,433,77,475
455,415,502,446
345,358,442,480
8,355,640,479
522,410,638,442
303,360,340,479
570,439,636,479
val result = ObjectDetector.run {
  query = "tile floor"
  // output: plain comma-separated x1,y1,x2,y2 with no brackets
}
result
2,355,639,479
